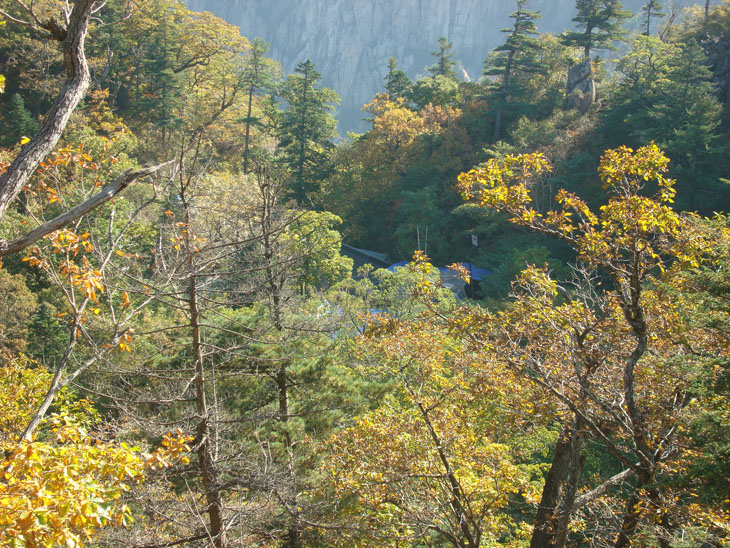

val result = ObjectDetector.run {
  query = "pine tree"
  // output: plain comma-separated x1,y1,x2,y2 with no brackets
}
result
2,93,38,147
561,0,632,59
428,37,459,80
242,38,280,173
385,57,412,100
278,60,339,204
641,0,665,35
485,0,545,141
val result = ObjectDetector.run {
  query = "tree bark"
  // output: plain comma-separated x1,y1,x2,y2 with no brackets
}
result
530,416,585,548
258,170,302,548
0,0,94,222
189,272,227,548
0,162,170,257
243,86,255,174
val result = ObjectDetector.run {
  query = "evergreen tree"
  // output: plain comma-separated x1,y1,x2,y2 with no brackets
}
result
27,302,67,366
385,57,412,100
561,0,632,58
485,0,545,141
133,4,184,149
641,0,665,36
278,59,339,204
408,75,462,108
428,37,459,80
242,38,281,173
605,36,725,211
1,93,38,147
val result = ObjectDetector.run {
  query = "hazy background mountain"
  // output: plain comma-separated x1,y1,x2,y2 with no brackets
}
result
186,0,704,132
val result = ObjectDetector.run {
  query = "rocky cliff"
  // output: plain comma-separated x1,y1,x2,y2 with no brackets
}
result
186,0,699,132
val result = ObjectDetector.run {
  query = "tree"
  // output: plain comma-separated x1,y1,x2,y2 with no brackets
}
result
0,268,37,360
408,74,462,109
278,59,339,204
641,0,665,35
119,0,251,151
384,56,412,101
605,36,726,211
428,37,459,80
0,0,166,258
561,0,631,58
0,20,5,93
1,93,38,147
241,38,280,173
456,145,727,547
484,0,545,141
84,155,353,547
324,300,541,548
0,357,190,548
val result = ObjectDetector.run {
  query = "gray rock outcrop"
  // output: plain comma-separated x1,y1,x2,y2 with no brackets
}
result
565,58,596,112
185,0,701,132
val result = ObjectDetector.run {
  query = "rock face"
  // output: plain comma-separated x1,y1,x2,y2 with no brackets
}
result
565,58,596,112
185,0,697,132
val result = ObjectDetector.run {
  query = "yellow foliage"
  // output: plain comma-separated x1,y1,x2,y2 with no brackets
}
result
0,359,192,548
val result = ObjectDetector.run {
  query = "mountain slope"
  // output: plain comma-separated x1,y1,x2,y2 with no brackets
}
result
187,0,701,131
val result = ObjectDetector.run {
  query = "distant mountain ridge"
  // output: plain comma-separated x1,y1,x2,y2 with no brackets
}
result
186,0,702,132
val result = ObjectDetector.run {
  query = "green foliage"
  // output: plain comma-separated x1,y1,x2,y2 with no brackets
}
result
1,93,38,148
641,0,665,35
428,36,459,80
278,59,340,203
561,0,632,58
0,269,37,360
284,210,353,290
484,0,547,140
384,57,412,101
604,35,727,211
2,2,730,546
241,37,282,172
408,74,462,109
27,302,68,367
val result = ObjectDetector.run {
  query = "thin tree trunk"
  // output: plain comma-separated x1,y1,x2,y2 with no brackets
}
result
189,273,227,548
530,416,585,548
243,86,254,173
493,49,513,142
259,171,302,548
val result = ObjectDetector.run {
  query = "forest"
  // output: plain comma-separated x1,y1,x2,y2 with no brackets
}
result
0,0,729,547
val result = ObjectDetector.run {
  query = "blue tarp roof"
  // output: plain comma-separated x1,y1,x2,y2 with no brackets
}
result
387,261,492,281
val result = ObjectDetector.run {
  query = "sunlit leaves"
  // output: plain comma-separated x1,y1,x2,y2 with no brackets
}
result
323,310,548,547
454,143,729,543
0,359,192,548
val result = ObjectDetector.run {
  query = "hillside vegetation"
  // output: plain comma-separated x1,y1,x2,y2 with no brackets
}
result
0,1,729,547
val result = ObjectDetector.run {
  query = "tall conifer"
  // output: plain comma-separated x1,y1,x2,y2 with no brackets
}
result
485,0,545,141
428,37,459,80
385,57,413,100
278,60,339,204
561,0,631,58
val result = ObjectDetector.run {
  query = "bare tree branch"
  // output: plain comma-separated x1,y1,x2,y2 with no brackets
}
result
0,162,171,257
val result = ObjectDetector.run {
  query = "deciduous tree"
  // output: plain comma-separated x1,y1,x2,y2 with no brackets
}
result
457,144,728,547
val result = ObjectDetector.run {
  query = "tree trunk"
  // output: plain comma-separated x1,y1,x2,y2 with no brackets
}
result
243,86,254,173
259,171,302,548
189,273,227,548
0,0,94,222
530,416,585,548
493,49,513,142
